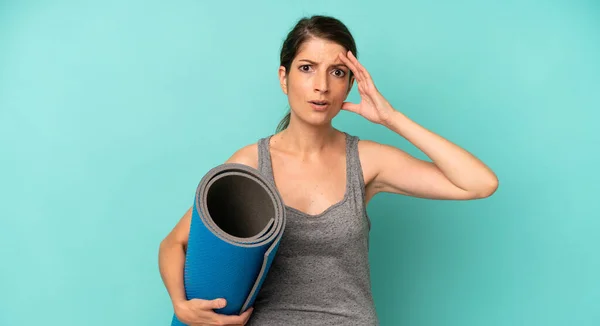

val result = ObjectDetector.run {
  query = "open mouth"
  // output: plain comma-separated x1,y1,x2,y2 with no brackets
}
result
309,100,330,109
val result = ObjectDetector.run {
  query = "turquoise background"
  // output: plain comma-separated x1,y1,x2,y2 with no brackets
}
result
1,0,598,325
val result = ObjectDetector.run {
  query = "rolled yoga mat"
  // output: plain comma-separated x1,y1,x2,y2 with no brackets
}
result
171,163,286,326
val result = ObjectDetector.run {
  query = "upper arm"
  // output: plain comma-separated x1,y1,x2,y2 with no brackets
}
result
161,206,192,249
360,140,480,201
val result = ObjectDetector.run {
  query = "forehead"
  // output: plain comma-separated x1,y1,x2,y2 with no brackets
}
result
294,37,347,63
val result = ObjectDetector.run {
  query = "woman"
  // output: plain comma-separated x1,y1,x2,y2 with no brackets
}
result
159,15,498,326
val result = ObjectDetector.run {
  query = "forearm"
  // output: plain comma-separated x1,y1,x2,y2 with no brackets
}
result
383,110,498,195
159,239,187,306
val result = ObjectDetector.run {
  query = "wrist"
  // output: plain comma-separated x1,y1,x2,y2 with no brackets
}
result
381,109,403,129
172,297,187,310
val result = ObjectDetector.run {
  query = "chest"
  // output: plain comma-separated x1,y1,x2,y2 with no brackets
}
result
270,153,347,216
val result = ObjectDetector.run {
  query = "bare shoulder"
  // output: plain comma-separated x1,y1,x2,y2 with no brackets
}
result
225,142,259,169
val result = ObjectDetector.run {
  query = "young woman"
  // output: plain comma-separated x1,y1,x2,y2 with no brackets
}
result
159,15,498,326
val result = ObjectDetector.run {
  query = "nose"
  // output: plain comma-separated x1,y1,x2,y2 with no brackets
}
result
313,70,329,93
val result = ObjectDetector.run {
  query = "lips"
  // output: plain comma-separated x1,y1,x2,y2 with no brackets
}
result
308,100,330,111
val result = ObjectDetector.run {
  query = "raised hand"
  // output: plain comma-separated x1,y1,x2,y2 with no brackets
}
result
338,51,396,125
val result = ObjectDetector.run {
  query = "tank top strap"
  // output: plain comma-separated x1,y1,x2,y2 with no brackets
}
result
343,132,371,229
257,135,276,185
344,132,366,193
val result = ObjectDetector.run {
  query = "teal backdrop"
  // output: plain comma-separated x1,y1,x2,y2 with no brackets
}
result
1,0,598,325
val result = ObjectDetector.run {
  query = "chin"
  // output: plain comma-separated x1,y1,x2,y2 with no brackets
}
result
307,114,336,126
291,105,339,125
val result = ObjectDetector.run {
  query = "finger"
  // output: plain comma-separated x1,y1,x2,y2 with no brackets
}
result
195,298,227,310
338,52,363,84
347,51,371,81
341,101,359,114
337,52,357,81
348,51,377,92
241,307,254,324
342,52,370,94
214,307,254,326
214,313,248,326
344,51,367,84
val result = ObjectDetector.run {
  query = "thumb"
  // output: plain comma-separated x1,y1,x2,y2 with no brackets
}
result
341,101,359,113
197,298,227,310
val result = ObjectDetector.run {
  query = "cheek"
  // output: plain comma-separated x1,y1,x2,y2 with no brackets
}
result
288,78,312,99
332,81,350,100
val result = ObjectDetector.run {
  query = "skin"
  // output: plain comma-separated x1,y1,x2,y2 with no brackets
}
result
158,36,499,325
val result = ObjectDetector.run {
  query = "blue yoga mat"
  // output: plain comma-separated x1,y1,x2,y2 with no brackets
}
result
171,163,286,325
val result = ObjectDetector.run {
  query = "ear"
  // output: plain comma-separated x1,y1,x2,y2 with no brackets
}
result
278,66,288,95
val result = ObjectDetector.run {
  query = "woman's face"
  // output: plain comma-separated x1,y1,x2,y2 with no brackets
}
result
278,37,354,127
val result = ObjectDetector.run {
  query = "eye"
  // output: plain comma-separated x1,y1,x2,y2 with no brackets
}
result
299,65,312,72
332,69,346,78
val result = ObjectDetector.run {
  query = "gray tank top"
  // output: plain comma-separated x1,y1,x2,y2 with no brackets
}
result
247,132,379,325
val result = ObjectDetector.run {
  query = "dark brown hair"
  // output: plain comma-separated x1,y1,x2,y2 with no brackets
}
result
276,15,358,133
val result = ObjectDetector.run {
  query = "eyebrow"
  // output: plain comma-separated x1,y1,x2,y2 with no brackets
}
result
298,59,348,69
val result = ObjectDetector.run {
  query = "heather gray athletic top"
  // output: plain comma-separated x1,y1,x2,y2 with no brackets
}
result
246,132,379,325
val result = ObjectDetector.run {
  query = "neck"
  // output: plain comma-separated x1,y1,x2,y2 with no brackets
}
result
278,118,337,155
